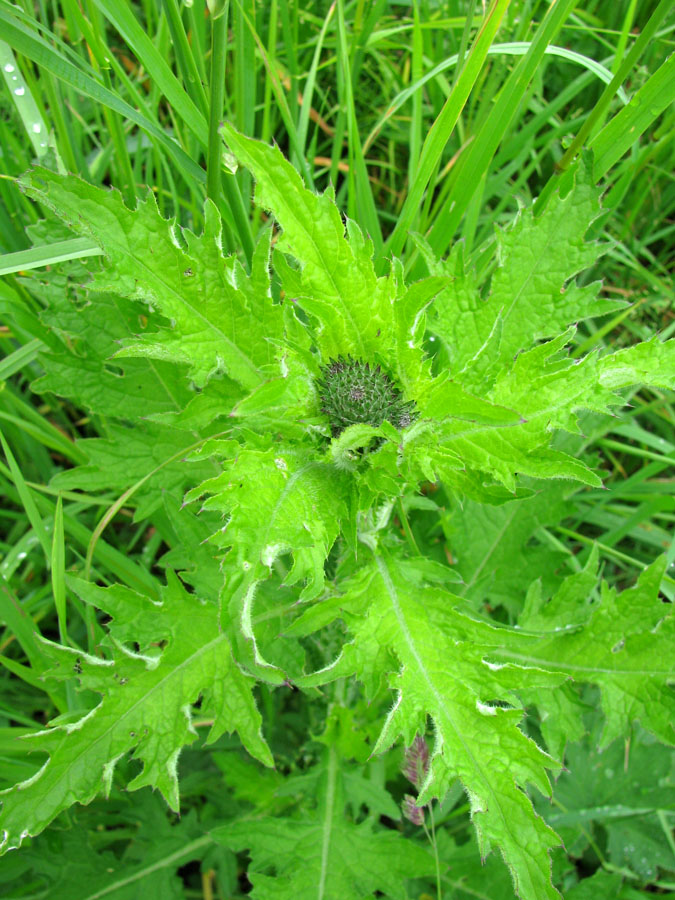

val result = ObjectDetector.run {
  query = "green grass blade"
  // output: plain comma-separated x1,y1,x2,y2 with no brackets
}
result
51,494,68,644
0,339,42,380
534,0,673,211
209,5,254,262
591,51,675,180
233,0,256,143
296,1,335,172
0,7,206,186
0,238,103,276
259,0,278,148
0,41,52,160
408,0,423,187
336,0,382,248
426,0,580,254
382,0,511,260
232,0,312,187
365,41,627,157
207,9,228,214
91,0,208,146
0,432,52,562
0,408,86,465
162,0,209,117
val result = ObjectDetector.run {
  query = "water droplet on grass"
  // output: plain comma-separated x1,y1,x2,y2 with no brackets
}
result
14,86,25,96
3,63,15,73
32,123,41,133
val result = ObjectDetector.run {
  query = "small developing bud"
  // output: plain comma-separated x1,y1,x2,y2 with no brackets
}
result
316,355,416,438
402,734,430,789
402,794,425,826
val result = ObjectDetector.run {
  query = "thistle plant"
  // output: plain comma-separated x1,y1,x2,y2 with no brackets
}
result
0,126,673,900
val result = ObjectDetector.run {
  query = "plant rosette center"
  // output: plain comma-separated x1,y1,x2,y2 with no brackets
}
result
316,356,415,438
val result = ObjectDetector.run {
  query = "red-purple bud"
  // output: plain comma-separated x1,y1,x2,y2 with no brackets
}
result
402,794,425,826
402,734,430,789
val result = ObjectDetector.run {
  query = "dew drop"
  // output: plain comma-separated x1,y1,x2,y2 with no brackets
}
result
3,63,15,73
14,86,25,96
32,123,41,134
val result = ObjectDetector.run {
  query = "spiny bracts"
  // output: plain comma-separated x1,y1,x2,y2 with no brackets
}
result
316,356,416,438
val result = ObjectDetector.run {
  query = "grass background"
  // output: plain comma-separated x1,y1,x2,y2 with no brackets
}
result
0,1,674,897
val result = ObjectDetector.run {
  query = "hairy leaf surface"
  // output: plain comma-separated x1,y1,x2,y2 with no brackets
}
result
510,556,675,748
213,747,435,900
293,553,565,900
20,170,282,389
0,574,271,852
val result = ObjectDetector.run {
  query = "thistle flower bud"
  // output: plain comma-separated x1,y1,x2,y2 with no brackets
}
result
402,734,430,789
402,794,425,826
316,355,416,438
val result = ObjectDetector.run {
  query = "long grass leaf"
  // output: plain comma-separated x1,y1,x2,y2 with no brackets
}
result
0,9,206,185
162,0,209,117
591,52,675,180
534,0,673,211
0,433,52,562
426,0,580,254
51,494,68,644
382,0,511,260
0,238,103,276
91,0,208,146
337,0,381,248
0,41,52,160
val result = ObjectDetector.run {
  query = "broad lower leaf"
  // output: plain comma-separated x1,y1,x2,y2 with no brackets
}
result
51,422,215,521
427,159,622,382
223,124,395,363
212,747,435,900
444,480,573,612
20,220,194,419
509,556,675,748
0,573,271,852
2,801,210,900
19,170,282,389
294,553,566,900
548,728,675,883
187,444,350,679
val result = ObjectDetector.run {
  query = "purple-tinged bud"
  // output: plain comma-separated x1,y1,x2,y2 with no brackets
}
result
402,794,425,826
402,734,430,789
316,355,416,438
